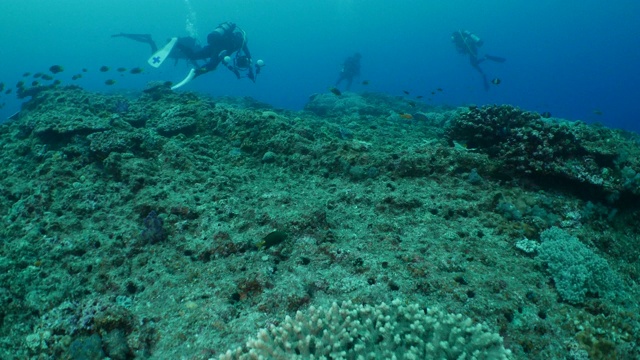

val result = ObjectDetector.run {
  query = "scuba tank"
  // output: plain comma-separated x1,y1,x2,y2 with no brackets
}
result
463,30,484,47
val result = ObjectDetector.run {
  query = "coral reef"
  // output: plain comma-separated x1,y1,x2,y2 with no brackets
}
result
221,299,511,359
447,105,640,203
0,86,639,359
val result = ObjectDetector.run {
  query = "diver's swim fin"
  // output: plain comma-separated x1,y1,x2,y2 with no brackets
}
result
148,37,178,68
171,68,196,90
485,54,506,63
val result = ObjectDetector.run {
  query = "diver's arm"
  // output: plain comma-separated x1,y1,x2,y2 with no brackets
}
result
246,58,256,82
220,56,241,79
242,43,252,60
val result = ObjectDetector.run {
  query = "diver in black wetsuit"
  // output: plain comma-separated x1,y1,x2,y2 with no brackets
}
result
451,30,505,91
111,33,201,67
177,22,263,82
335,53,361,91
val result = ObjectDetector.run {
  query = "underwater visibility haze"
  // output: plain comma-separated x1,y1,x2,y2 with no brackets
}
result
1,1,640,359
1,0,639,130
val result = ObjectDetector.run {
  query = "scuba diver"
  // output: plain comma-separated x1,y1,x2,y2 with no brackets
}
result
177,22,263,83
111,33,201,67
451,30,505,91
335,53,361,91
113,22,264,90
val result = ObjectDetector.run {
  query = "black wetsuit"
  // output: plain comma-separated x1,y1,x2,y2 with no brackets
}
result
183,22,253,79
336,54,361,91
112,33,201,67
452,30,505,91
113,24,258,82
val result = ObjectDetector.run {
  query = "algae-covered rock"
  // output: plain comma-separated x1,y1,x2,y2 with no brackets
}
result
156,105,198,136
447,105,640,200
304,92,381,117
304,91,436,119
87,130,142,156
31,110,111,140
68,334,105,360
15,86,114,144
102,329,132,360
3,85,640,360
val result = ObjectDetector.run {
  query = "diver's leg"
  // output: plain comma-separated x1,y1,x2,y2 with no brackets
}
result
112,33,157,53
189,59,200,68
482,74,490,91
172,43,201,69
111,33,152,42
470,56,486,76
175,42,198,60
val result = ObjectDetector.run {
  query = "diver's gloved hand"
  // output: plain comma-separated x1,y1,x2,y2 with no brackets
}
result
248,70,256,82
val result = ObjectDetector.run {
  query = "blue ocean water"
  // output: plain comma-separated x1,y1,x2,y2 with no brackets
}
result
1,0,639,131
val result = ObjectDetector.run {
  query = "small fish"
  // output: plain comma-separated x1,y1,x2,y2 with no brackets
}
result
105,79,116,85
403,90,410,95
82,68,88,72
41,74,54,81
22,72,31,77
16,80,24,88
491,78,501,85
99,66,110,72
116,67,127,72
33,72,43,78
431,91,436,95
31,80,40,86
540,111,552,118
416,95,423,99
72,74,82,80
407,101,416,107
329,87,341,96
5,89,12,95
593,109,603,116
49,65,64,74
129,67,144,74
52,79,61,85
361,80,370,85
399,113,413,119
0,82,4,91
436,88,443,92
256,231,288,250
